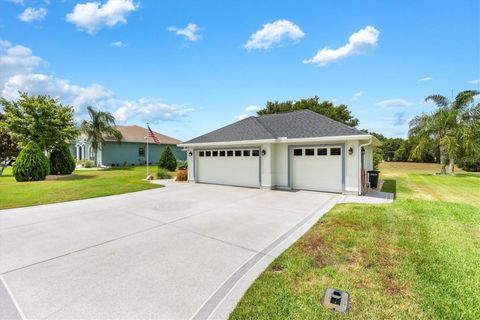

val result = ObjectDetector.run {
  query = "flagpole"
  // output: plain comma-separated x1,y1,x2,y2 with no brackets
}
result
146,122,149,177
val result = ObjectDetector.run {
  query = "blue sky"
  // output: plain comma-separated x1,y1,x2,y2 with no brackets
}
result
1,0,479,141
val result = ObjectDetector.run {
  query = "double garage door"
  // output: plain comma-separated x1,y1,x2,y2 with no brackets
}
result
195,148,260,188
291,146,343,193
195,145,343,193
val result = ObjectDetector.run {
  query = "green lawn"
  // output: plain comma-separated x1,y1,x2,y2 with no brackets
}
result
230,162,480,320
0,166,163,209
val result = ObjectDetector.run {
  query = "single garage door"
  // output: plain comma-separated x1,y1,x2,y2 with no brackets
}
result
196,148,260,188
291,146,343,193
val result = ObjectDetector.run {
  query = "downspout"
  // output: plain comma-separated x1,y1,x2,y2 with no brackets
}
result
358,137,372,195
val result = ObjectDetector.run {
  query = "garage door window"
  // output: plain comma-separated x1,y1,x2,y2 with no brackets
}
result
317,148,327,156
243,150,250,156
293,149,303,156
220,150,226,157
227,150,233,157
199,151,205,157
212,151,218,157
330,148,341,156
252,150,259,156
305,148,314,156
206,151,211,157
235,150,242,156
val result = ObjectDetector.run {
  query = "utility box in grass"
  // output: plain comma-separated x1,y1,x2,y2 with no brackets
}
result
321,288,350,313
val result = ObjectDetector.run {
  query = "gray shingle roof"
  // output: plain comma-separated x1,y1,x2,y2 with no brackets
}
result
184,110,365,144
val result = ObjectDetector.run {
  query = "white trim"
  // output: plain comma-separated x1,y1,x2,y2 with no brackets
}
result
358,137,373,195
179,135,374,147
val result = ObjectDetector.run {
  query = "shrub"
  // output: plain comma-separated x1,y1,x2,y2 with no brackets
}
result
83,160,93,168
12,141,50,182
177,161,188,170
458,154,480,172
175,169,188,181
373,151,383,170
156,167,172,179
158,146,177,171
50,145,76,175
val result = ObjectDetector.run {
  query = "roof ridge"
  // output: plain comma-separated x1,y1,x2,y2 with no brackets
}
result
304,110,364,134
252,116,277,139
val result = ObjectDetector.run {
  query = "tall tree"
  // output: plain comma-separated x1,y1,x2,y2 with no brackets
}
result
80,106,122,166
0,92,78,152
409,90,479,175
257,96,360,127
0,113,19,176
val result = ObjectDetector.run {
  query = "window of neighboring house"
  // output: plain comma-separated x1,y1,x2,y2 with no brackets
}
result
252,150,259,156
199,151,205,157
212,151,218,157
293,149,302,156
330,148,341,156
219,150,226,157
227,150,234,157
138,147,145,157
89,146,95,160
305,148,314,156
235,150,242,156
205,151,211,157
317,148,327,156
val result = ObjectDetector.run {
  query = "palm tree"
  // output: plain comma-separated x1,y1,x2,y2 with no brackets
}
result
80,106,122,167
409,90,479,175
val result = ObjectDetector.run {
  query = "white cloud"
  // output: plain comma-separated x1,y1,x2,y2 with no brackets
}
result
376,98,414,108
0,43,45,83
351,91,365,101
468,79,479,85
66,0,139,34
0,40,193,122
244,19,305,51
304,25,379,66
111,41,128,47
244,105,261,113
114,98,193,123
167,23,202,42
417,77,432,82
19,7,47,22
235,105,261,120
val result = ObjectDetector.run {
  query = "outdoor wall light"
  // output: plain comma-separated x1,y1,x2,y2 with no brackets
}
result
348,147,354,155
188,151,193,157
261,149,267,156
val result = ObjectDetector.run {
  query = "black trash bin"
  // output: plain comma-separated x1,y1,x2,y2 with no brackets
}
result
367,170,380,189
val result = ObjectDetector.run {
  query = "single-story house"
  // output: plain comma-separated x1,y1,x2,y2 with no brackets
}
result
71,125,186,166
178,110,380,195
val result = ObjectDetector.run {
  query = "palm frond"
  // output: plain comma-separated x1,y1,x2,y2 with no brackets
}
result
425,94,449,108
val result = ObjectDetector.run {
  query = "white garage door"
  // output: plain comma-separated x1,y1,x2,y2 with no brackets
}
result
291,146,343,193
196,148,260,188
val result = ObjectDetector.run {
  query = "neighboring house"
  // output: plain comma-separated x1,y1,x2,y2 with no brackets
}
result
72,125,186,166
179,110,380,195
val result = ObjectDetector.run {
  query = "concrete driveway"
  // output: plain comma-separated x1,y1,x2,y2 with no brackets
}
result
0,182,391,320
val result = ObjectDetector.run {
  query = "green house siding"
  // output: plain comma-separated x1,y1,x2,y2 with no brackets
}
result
101,142,186,166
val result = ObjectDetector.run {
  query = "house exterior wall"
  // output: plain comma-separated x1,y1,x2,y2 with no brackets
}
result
185,138,369,195
71,140,186,166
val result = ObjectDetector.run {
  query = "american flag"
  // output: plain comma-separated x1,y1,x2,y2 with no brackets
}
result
147,125,160,144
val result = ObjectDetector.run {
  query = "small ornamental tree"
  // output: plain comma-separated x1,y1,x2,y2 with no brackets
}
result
50,145,76,175
12,141,50,182
158,146,177,171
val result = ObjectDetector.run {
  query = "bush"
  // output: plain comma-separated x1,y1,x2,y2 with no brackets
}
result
175,169,188,181
12,141,50,182
50,145,76,175
458,154,480,172
158,146,177,171
156,167,172,179
373,151,383,170
83,160,93,168
177,161,188,170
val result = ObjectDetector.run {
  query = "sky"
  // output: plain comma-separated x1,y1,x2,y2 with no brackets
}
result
0,0,479,141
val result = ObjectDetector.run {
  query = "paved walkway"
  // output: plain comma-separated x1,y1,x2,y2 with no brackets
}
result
0,182,391,320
